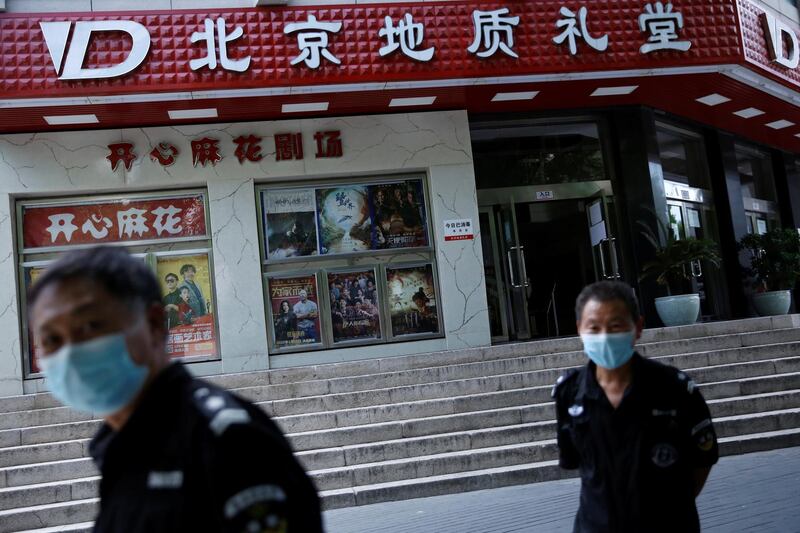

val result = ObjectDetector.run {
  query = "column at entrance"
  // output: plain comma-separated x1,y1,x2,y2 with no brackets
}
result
607,109,670,328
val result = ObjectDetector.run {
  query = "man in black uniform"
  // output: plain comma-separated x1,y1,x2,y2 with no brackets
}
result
28,246,323,533
553,281,718,533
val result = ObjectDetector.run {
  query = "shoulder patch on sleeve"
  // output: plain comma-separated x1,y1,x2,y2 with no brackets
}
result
190,382,252,436
209,408,251,436
552,369,578,399
675,371,697,394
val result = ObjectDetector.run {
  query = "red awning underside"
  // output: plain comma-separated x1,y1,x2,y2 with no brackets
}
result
2,72,798,153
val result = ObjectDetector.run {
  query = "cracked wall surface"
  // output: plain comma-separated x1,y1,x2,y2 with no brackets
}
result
0,109,490,395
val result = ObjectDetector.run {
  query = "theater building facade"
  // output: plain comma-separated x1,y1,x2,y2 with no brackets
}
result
0,0,799,396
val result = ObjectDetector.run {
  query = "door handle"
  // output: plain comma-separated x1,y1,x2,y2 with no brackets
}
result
507,248,521,289
597,239,609,279
691,260,703,279
606,237,621,280
518,245,530,288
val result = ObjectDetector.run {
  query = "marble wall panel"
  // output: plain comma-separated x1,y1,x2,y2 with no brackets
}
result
0,110,489,395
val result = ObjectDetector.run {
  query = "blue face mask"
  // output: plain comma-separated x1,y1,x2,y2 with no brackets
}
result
39,333,148,415
580,331,636,369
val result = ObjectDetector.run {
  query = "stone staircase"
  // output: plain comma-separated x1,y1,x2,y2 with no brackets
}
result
1,316,800,532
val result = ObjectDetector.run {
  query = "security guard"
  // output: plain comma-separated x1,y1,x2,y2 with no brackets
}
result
28,246,323,532
554,281,718,533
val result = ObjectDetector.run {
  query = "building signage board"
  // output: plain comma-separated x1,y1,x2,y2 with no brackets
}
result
21,194,207,250
740,0,800,88
0,1,757,100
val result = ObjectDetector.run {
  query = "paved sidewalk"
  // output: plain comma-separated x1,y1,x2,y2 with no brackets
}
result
324,447,800,533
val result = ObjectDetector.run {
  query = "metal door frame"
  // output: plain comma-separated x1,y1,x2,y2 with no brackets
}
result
496,197,532,341
479,206,511,343
666,198,726,320
586,192,622,282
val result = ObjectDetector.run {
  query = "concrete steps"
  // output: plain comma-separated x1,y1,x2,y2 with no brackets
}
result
0,315,798,532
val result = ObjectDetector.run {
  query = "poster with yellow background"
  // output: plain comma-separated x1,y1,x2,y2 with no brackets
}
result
25,265,46,373
156,252,217,358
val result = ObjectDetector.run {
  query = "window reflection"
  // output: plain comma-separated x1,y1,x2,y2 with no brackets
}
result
473,122,605,188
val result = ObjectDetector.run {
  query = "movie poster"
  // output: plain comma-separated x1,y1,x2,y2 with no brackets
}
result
262,188,319,260
327,269,381,344
268,275,322,349
386,264,440,337
316,186,372,254
157,253,218,358
369,180,428,249
24,265,47,373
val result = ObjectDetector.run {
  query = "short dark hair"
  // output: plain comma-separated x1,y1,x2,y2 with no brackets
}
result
180,264,196,275
165,273,179,282
575,281,640,323
28,246,162,311
180,286,190,294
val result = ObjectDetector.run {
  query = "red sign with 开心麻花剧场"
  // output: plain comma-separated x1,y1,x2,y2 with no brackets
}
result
21,195,207,250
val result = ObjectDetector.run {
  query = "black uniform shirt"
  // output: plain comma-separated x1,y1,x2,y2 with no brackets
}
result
553,353,719,533
89,363,323,533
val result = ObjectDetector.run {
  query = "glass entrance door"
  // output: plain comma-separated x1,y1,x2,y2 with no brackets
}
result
479,184,620,341
472,119,620,341
587,195,622,282
667,200,725,321
498,199,532,341
479,208,510,342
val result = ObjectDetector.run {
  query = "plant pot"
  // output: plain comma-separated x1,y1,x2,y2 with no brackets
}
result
655,294,700,327
752,290,792,317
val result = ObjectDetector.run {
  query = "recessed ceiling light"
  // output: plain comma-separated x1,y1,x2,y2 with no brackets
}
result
43,114,99,125
282,102,329,113
766,119,795,130
389,96,437,107
168,108,218,120
734,107,765,119
591,86,638,96
696,93,730,106
492,91,539,102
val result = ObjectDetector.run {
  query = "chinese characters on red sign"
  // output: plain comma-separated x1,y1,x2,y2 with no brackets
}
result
30,4,695,84
21,195,208,249
108,131,341,170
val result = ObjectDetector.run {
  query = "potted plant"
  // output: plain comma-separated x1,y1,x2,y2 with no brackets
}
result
739,228,800,316
639,216,722,327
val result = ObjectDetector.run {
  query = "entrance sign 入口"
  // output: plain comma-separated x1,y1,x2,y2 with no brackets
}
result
444,219,475,241
536,191,555,201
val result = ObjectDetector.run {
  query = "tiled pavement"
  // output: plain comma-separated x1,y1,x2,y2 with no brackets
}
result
324,446,800,533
